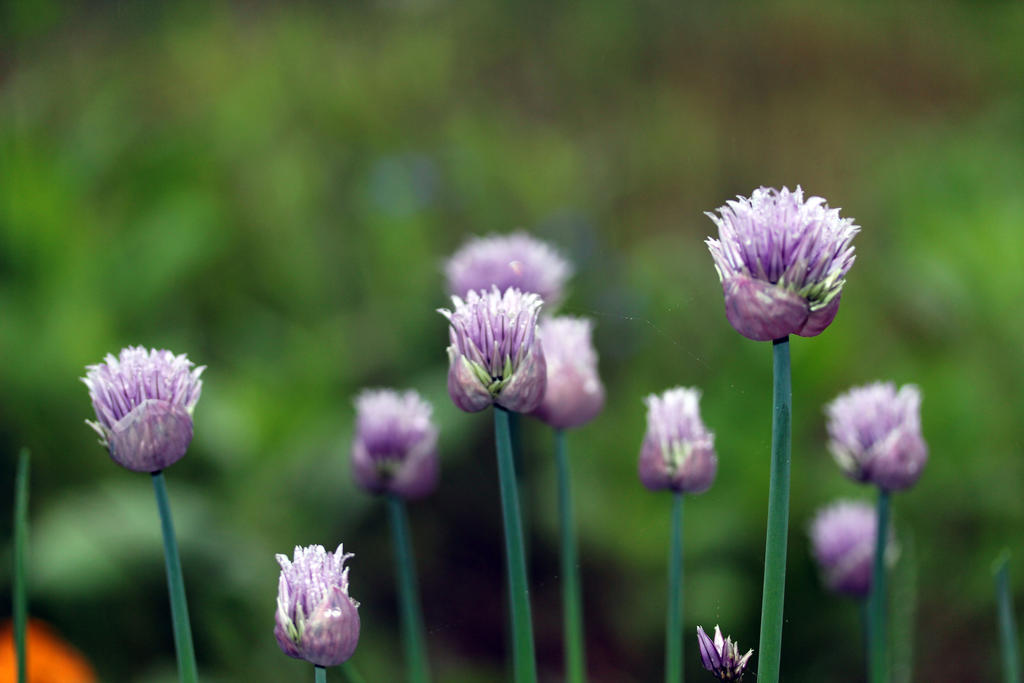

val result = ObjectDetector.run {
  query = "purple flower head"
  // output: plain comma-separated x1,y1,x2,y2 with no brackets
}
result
705,186,859,341
809,500,880,598
351,389,439,500
826,382,927,491
445,232,572,307
274,544,361,667
530,316,605,429
638,388,717,494
438,286,547,413
697,625,753,681
81,346,204,473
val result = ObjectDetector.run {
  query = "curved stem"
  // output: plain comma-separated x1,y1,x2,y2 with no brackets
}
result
152,472,199,683
994,552,1021,683
494,407,538,683
555,429,587,683
666,492,684,683
387,495,431,683
757,337,791,683
13,449,30,683
869,489,890,683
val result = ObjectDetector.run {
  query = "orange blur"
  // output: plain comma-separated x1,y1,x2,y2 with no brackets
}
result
0,619,96,683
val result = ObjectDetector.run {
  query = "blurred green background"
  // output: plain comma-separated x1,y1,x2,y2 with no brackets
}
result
2,1,1023,681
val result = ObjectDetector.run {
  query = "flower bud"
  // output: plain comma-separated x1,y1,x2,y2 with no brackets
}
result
808,500,880,598
438,286,547,413
351,389,439,500
445,232,572,308
274,544,361,667
697,625,753,681
531,316,604,429
638,388,716,494
826,382,928,491
81,347,204,473
706,186,859,341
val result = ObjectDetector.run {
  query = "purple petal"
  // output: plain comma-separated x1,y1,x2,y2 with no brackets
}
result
107,399,194,473
697,626,722,671
722,274,810,341
798,294,841,337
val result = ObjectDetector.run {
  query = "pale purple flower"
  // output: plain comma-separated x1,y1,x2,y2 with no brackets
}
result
705,186,859,341
638,388,716,494
809,500,878,598
82,346,204,473
530,316,604,429
438,286,547,413
351,389,439,499
444,232,572,307
275,544,361,667
697,625,753,681
826,382,927,491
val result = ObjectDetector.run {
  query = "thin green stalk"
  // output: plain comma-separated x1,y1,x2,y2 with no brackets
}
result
494,407,539,683
509,410,530,562
869,489,891,683
860,600,870,676
315,665,327,683
890,527,917,683
994,551,1021,683
13,449,30,683
152,471,199,683
340,663,366,683
757,336,791,683
555,428,587,683
387,495,431,683
509,410,524,470
666,492,684,683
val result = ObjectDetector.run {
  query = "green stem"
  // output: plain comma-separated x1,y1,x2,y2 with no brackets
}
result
859,599,871,677
555,429,587,683
509,411,530,563
13,449,30,683
340,662,366,683
152,471,199,683
869,489,891,683
666,492,684,683
994,551,1021,683
756,336,791,683
387,495,431,683
315,665,327,683
889,527,917,683
494,407,538,683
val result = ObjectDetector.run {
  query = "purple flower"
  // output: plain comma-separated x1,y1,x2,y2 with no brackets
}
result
809,500,879,598
81,346,204,473
351,389,439,500
638,388,716,494
826,382,927,491
275,544,361,667
705,186,859,341
438,286,547,413
530,316,604,429
444,232,572,307
697,625,753,681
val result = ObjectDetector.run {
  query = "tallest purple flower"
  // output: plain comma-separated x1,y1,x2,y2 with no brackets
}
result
82,346,204,473
705,186,859,341
445,232,572,307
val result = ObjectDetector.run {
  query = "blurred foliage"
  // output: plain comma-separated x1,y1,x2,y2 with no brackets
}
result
2,1,1023,681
